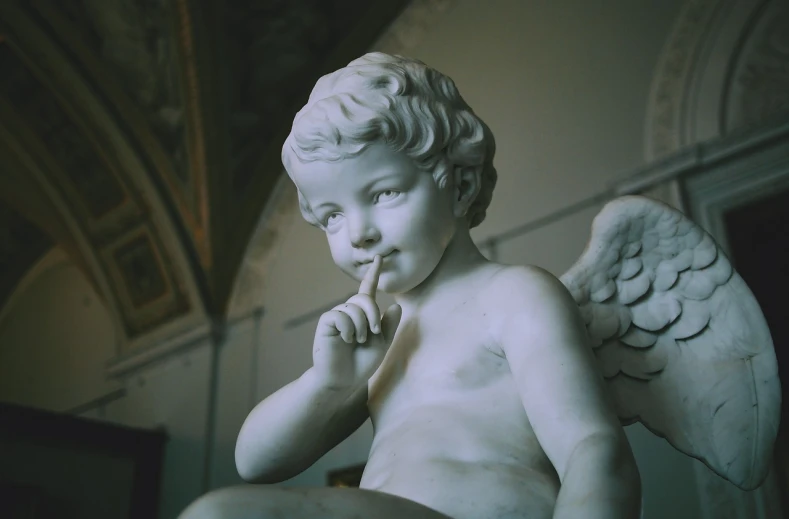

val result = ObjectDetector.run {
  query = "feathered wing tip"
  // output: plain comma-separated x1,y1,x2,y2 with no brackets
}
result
560,195,781,490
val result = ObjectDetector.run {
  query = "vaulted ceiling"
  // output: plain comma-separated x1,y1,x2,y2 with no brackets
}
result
0,0,408,347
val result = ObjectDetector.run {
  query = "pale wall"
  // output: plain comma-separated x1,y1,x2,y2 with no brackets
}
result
0,258,120,411
0,1,717,518
414,0,684,244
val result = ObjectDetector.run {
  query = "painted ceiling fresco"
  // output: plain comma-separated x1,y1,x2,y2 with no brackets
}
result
0,0,408,348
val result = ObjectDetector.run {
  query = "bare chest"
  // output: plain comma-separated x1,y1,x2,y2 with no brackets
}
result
367,305,512,415
362,301,558,510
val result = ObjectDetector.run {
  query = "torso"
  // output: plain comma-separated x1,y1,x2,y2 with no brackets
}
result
361,265,560,519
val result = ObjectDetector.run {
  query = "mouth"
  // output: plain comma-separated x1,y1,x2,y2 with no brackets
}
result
356,250,397,267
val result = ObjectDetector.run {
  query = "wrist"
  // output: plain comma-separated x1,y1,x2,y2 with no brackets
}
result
301,367,359,396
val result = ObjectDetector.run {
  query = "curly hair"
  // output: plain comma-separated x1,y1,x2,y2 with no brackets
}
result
282,52,497,229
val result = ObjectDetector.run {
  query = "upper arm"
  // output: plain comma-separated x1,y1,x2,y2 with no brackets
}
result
490,266,624,480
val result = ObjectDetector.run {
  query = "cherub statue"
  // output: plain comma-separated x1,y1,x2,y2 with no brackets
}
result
180,53,780,519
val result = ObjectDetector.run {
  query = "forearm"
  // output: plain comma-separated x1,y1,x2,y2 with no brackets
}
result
553,434,641,519
235,367,365,483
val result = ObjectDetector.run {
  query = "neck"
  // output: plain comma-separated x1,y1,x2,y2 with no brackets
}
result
394,222,489,312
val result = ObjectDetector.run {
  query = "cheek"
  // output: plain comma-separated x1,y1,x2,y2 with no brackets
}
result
327,233,361,277
407,212,455,251
326,234,348,262
395,196,453,241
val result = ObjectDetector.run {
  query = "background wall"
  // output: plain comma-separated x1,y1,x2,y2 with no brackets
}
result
0,252,119,412
4,0,783,518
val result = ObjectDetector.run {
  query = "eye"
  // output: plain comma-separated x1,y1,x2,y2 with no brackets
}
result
323,212,342,227
374,190,401,203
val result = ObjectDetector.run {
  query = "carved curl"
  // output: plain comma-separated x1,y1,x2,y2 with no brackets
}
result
282,52,497,229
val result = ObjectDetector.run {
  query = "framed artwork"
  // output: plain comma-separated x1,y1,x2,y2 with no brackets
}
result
0,482,63,518
327,463,366,488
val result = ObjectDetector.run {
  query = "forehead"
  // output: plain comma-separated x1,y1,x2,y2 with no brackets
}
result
289,143,418,199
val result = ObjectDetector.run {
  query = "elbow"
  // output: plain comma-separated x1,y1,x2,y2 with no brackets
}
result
235,441,258,483
566,432,641,485
234,436,268,483
235,450,273,484
599,433,641,501
557,433,642,518
235,440,293,484
607,433,640,487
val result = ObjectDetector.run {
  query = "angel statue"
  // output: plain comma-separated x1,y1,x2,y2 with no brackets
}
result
179,53,780,519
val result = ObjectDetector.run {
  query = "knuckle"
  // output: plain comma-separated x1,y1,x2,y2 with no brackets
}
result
331,304,355,317
350,297,373,312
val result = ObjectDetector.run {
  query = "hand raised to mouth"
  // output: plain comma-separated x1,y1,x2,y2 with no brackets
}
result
312,255,402,390
358,255,382,300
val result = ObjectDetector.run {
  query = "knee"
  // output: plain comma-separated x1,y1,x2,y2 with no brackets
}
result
178,487,247,519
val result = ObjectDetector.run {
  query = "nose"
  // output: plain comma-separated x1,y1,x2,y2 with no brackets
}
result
349,215,380,248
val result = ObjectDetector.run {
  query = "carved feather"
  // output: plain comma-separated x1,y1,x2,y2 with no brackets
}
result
619,257,643,280
559,195,781,491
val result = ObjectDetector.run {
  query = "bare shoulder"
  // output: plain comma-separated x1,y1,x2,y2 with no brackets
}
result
477,264,587,356
486,264,567,292
482,264,579,320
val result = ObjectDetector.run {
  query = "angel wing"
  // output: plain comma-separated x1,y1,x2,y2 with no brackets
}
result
559,195,781,491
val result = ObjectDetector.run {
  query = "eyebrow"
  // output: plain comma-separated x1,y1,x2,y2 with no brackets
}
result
311,169,405,212
360,170,403,191
313,201,339,212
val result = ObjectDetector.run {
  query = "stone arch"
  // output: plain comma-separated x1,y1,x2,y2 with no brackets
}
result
0,4,211,367
645,0,789,162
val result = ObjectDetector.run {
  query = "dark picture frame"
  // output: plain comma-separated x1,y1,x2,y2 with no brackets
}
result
327,463,366,488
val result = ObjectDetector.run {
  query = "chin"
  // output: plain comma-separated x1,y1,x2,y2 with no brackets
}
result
376,274,403,295
380,269,432,295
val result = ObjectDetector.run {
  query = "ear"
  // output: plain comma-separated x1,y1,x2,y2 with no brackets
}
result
452,166,482,219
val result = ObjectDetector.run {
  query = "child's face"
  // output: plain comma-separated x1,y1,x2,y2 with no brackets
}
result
290,143,458,294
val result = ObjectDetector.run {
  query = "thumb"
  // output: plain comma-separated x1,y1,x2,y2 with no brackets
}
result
380,304,402,344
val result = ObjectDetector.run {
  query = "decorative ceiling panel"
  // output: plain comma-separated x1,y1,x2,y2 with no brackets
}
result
48,0,191,187
100,225,191,340
0,44,129,221
29,0,212,269
0,35,193,340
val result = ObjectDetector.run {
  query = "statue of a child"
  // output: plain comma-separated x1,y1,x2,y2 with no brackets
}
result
181,52,642,519
180,52,779,519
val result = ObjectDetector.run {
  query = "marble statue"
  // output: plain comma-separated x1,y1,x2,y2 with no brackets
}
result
180,53,780,519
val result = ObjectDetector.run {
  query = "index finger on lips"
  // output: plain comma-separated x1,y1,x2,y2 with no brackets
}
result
358,255,382,297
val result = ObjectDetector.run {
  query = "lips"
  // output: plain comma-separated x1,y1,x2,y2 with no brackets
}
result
356,250,396,266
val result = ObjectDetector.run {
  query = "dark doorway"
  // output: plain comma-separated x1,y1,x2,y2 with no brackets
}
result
724,187,789,511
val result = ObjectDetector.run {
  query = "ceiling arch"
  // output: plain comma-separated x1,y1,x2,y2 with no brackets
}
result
0,0,410,355
645,0,789,161
0,20,203,349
